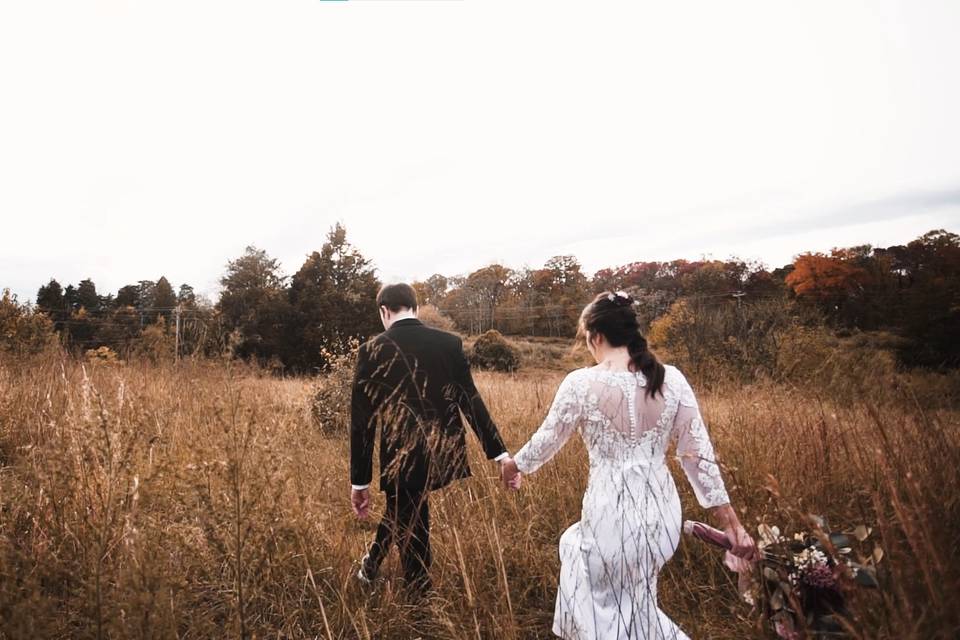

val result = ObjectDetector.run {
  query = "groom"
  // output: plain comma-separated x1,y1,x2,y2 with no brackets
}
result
350,283,515,594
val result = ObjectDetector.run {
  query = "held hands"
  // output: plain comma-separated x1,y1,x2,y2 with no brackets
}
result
351,487,370,519
499,456,522,491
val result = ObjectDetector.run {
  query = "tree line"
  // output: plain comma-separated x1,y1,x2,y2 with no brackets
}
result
3,226,958,371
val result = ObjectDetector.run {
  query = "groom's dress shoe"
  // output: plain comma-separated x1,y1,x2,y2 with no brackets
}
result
356,553,377,585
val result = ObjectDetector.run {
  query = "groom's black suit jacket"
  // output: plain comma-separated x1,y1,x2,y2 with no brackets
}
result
350,318,507,493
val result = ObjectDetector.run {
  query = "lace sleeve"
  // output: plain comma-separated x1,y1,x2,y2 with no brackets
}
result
672,371,731,509
514,371,585,475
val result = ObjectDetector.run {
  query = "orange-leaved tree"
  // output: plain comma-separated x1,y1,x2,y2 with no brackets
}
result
785,252,871,301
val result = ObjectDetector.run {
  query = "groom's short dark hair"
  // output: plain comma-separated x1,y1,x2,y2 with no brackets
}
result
377,283,418,312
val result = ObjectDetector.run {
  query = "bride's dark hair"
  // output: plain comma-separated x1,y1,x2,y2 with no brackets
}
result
578,291,666,398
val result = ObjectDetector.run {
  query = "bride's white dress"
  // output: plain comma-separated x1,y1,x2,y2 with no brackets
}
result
514,364,731,640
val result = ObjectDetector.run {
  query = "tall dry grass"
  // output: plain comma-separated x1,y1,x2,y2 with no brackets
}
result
0,350,958,639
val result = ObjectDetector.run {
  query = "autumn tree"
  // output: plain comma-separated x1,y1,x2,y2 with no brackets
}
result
531,256,589,335
445,265,512,334
781,231,959,366
786,252,872,325
496,268,538,335
412,274,449,308
891,230,960,366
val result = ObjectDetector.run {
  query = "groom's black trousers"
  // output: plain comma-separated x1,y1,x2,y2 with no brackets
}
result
368,488,431,593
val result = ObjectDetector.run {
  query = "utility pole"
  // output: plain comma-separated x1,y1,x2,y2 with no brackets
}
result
174,304,181,362
732,291,746,308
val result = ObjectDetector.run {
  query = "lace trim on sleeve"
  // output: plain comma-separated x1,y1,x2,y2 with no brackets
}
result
684,415,730,507
514,370,586,475
678,376,698,409
672,369,730,508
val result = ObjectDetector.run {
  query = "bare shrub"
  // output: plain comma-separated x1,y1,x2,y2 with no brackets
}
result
495,335,592,372
84,345,122,365
775,326,899,394
470,329,520,372
0,288,58,356
649,297,814,386
130,317,175,364
417,304,458,333
310,339,359,435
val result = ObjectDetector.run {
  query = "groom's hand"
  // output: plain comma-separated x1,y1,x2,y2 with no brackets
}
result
499,457,522,491
351,488,370,519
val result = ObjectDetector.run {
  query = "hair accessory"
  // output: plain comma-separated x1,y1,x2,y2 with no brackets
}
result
607,290,633,307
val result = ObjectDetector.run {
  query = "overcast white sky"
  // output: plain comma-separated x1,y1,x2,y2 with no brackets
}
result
2,0,959,304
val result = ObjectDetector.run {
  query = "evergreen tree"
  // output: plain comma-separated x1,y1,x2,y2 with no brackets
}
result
115,284,140,308
76,278,101,314
36,279,66,323
287,224,381,371
63,284,79,311
152,277,178,322
217,245,290,365
137,280,157,310
178,283,197,308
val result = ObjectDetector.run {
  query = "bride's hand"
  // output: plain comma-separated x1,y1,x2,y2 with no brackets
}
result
724,522,757,562
711,504,758,562
500,457,522,491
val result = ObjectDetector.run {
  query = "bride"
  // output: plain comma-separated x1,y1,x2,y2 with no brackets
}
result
500,291,757,639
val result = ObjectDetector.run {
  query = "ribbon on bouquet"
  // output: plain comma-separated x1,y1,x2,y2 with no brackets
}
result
683,520,732,549
683,520,756,595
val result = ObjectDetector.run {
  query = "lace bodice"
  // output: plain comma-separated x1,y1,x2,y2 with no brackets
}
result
514,365,730,509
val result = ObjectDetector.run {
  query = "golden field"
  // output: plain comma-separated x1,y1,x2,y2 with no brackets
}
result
0,349,958,639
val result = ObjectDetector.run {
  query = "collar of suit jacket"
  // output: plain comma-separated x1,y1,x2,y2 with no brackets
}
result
389,318,423,328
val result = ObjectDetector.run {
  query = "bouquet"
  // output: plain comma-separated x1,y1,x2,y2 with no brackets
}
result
684,517,883,639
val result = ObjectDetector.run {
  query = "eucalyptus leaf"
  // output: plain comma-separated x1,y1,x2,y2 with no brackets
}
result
829,533,851,548
853,525,871,541
770,589,785,611
872,546,884,564
758,523,777,544
855,566,879,588
814,615,844,632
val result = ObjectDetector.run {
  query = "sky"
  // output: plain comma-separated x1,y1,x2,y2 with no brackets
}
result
2,0,959,305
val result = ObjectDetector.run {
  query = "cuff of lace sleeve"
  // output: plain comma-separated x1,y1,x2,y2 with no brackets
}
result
514,454,533,475
701,493,732,509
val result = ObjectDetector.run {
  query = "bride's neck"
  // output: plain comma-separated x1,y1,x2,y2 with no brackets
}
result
596,346,632,371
